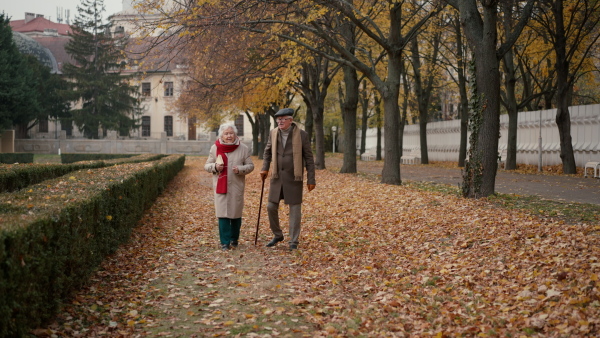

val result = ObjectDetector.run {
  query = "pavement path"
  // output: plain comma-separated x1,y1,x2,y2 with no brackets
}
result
325,157,600,205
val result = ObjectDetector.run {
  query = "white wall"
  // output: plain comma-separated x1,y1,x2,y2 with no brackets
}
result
359,104,600,167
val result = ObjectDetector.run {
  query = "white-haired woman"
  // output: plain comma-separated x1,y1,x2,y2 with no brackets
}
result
204,124,254,250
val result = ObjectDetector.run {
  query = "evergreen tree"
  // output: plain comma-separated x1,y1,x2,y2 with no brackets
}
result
63,0,139,139
0,14,40,134
13,54,72,138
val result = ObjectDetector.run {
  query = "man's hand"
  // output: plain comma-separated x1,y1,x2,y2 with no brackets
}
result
307,184,316,192
260,171,268,181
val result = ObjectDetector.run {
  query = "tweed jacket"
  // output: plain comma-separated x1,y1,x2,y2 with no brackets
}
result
261,124,316,205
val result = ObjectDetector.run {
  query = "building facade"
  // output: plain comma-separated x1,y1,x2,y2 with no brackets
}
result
9,5,252,145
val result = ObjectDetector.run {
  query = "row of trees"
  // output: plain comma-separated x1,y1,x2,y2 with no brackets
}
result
0,0,140,140
133,0,599,198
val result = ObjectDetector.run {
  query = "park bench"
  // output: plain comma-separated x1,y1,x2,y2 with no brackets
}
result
401,148,421,165
584,161,599,178
361,149,376,161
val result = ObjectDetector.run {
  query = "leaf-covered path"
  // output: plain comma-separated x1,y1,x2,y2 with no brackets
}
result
40,157,600,337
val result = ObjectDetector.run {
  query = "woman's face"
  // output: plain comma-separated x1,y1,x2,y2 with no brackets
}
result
221,127,236,143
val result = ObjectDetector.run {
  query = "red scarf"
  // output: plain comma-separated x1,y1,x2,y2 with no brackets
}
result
215,139,239,194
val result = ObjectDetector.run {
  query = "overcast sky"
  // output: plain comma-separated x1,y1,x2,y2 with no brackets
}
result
1,0,123,23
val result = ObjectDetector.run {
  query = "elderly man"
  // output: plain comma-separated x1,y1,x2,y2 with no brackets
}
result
259,108,316,250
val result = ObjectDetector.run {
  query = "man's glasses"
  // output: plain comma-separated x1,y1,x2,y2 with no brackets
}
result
276,118,291,122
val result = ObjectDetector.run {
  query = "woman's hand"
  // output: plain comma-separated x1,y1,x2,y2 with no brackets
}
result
232,166,239,174
216,163,224,172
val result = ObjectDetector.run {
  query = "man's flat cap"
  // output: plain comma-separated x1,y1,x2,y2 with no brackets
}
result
274,108,294,117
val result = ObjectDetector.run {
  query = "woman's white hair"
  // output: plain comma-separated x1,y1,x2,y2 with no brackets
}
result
218,124,238,137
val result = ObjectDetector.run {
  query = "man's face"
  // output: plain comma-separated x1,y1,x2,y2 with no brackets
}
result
276,116,293,130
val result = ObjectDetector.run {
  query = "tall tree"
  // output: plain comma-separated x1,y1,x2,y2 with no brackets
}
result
445,0,535,198
294,55,340,169
436,9,469,167
532,0,600,174
409,25,442,165
358,79,376,155
0,14,39,134
499,2,551,170
13,55,71,138
62,0,139,139
337,3,360,174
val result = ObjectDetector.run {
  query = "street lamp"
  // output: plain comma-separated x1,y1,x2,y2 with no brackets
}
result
538,108,543,172
331,126,337,153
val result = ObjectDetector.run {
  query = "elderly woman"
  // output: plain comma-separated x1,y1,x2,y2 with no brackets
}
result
205,124,254,250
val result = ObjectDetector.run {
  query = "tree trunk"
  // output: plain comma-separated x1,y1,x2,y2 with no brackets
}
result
313,104,326,169
454,14,469,167
245,111,260,156
380,54,402,183
410,32,440,165
339,9,358,173
378,4,403,185
458,101,468,167
399,65,409,158
257,113,270,160
473,52,501,197
552,0,576,174
360,80,369,155
375,94,382,161
305,102,314,143
340,64,358,173
503,47,519,170
501,3,518,170
458,1,501,197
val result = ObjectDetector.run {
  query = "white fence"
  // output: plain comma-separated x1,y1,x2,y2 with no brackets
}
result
359,104,600,167
12,131,254,156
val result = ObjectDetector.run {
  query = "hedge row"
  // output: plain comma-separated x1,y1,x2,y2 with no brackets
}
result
60,153,137,164
0,154,165,193
0,153,34,164
0,154,185,337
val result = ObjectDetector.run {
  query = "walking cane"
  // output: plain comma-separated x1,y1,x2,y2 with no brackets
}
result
255,178,265,245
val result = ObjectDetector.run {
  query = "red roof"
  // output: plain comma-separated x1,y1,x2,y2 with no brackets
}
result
10,16,72,36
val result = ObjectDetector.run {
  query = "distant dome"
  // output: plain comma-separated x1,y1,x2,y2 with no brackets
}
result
12,31,59,73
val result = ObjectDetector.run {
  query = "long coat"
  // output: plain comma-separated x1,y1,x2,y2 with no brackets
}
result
204,141,254,219
261,124,316,205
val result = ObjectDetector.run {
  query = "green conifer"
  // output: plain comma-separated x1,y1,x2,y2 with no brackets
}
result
63,0,140,139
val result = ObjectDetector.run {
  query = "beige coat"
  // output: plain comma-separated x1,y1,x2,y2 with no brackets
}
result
204,142,254,218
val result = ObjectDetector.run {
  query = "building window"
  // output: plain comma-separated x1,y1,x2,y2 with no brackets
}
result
61,119,72,137
39,119,48,133
164,116,173,137
141,82,151,96
234,114,244,136
164,81,173,96
142,116,151,137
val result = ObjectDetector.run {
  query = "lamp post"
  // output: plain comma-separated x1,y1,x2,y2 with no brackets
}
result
538,109,543,172
331,126,337,153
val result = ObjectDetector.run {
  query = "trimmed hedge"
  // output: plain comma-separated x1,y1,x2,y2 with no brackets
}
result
0,153,34,164
0,154,165,193
60,153,138,164
0,154,185,337
0,162,104,193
